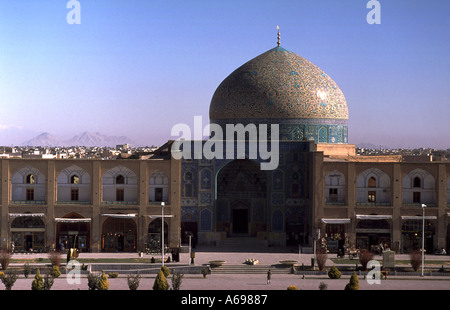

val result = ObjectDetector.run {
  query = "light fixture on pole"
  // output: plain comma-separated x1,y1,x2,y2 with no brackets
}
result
421,203,426,277
161,201,165,266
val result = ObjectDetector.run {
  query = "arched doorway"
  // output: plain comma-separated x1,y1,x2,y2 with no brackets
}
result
356,219,391,252
101,216,137,252
55,212,90,252
11,215,45,252
215,159,267,237
147,219,168,253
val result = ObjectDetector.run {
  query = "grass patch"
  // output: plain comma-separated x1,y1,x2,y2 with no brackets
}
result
330,258,450,266
10,258,165,264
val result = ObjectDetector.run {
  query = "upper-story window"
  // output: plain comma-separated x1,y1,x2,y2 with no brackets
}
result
26,174,36,184
70,175,80,184
413,177,421,188
116,175,125,184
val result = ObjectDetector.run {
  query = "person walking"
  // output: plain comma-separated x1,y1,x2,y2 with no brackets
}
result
266,269,272,284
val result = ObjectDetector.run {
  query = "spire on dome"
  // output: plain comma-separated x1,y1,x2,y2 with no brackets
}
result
276,25,280,46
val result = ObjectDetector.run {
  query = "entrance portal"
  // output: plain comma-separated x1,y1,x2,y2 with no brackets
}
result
216,159,267,237
232,209,248,234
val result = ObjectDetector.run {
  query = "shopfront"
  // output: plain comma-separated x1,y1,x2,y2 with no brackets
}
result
321,218,350,253
355,215,392,252
55,215,91,252
10,213,46,252
101,214,137,252
401,216,436,253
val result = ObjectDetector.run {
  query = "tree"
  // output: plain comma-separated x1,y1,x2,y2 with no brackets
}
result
153,270,169,290
32,269,44,290
358,249,374,270
97,271,109,290
344,271,360,290
316,248,328,271
409,250,422,272
171,272,184,290
1,271,18,290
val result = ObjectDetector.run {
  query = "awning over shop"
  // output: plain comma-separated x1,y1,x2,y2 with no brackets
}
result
9,213,45,218
356,214,392,220
401,216,437,220
55,218,92,223
148,215,174,219
100,213,137,218
321,218,351,224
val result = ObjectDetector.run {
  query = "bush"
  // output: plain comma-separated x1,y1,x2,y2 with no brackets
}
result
328,265,342,279
319,282,328,290
108,272,119,278
161,265,170,277
23,263,31,278
1,271,18,290
316,248,328,271
410,250,422,272
287,285,298,290
43,273,55,290
87,272,99,290
358,249,374,270
153,270,169,290
50,265,61,278
97,271,109,290
344,272,359,290
48,250,61,267
201,266,209,278
127,274,141,290
0,249,11,270
171,272,184,290
32,269,44,290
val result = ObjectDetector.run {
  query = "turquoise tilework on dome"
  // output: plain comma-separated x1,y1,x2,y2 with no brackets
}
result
209,45,348,122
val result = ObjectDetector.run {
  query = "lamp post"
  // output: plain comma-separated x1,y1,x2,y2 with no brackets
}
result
161,201,165,266
421,204,426,277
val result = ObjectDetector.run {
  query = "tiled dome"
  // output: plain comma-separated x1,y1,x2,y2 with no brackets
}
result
209,46,348,122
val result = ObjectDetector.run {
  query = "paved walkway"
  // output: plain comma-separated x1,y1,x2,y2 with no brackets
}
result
10,245,450,267
5,246,450,291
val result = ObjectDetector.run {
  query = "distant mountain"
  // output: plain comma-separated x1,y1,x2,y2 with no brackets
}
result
22,131,135,147
23,132,63,147
64,131,133,147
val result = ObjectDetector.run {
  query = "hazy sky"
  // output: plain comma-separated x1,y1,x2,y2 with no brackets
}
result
0,0,449,148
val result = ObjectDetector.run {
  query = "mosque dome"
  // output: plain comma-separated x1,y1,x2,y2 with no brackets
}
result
209,45,348,121
209,41,349,143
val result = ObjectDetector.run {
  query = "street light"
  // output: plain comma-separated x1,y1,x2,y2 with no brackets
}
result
421,204,426,277
161,201,165,266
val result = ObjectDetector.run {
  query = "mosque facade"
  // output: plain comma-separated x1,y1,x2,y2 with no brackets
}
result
0,37,449,254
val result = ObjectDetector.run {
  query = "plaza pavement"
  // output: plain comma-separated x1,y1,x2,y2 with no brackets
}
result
5,246,450,290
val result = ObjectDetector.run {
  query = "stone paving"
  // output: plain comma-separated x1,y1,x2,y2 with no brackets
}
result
3,246,450,291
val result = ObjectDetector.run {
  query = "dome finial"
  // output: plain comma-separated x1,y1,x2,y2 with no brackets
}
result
276,25,280,46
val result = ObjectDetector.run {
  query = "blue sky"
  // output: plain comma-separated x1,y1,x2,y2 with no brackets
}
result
0,0,449,148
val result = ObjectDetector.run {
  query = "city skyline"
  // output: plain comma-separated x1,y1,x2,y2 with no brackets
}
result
0,0,449,149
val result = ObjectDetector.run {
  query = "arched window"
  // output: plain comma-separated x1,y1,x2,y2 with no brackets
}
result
70,175,80,184
185,172,193,181
413,177,421,188
368,177,377,188
116,175,125,184
26,174,36,184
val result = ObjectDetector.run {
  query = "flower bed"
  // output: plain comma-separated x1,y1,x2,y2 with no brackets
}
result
244,258,259,265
